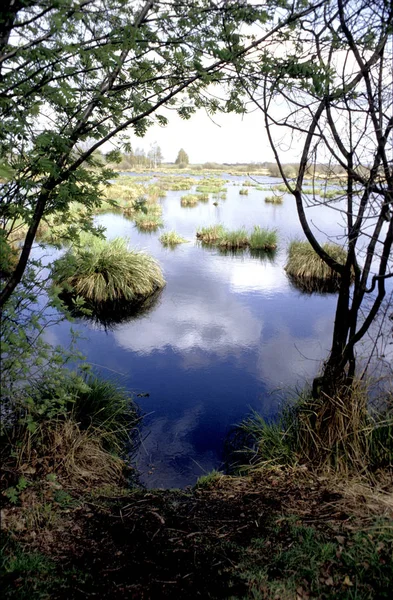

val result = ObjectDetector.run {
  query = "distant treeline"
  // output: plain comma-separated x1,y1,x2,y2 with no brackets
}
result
100,151,367,179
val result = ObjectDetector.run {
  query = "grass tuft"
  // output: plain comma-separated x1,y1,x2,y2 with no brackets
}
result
196,224,226,243
285,240,349,293
249,226,277,251
159,231,188,246
52,236,165,307
265,195,283,204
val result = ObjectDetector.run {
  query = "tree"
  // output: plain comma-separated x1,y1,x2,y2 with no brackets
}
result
175,148,189,166
237,0,393,398
3,0,314,311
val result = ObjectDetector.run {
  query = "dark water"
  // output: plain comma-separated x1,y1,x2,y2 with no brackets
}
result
39,174,389,488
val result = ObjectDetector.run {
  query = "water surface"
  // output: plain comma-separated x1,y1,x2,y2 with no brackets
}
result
42,174,380,487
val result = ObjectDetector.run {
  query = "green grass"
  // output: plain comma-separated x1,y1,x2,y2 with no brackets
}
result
218,228,249,249
134,211,163,230
249,226,277,251
272,183,288,192
237,518,393,600
196,224,226,243
180,194,199,206
159,231,188,246
67,375,139,452
285,240,348,292
52,236,165,306
195,470,223,489
239,188,248,195
265,195,283,204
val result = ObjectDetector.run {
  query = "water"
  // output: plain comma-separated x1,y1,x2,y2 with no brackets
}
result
39,174,380,488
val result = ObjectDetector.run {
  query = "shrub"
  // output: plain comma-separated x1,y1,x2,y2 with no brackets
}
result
52,236,165,307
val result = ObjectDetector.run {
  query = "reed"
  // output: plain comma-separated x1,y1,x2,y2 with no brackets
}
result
239,188,248,196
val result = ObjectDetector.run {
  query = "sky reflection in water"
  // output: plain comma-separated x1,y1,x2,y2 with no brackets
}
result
43,175,352,487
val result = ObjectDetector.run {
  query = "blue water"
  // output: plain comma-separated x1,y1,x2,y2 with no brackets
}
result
38,174,378,487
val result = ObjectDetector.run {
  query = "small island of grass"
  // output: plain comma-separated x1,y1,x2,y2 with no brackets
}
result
52,237,165,312
159,231,188,246
285,240,350,292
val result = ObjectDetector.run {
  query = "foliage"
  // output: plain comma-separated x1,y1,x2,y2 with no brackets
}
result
51,236,165,306
236,0,393,392
1,0,291,308
175,148,189,166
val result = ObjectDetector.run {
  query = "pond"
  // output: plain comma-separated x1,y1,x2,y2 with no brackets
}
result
40,173,372,488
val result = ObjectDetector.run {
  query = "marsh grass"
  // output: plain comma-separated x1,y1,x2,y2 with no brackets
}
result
229,381,392,474
272,184,288,192
159,176,196,191
180,194,199,206
197,225,278,252
52,236,165,307
249,226,277,251
285,240,349,292
159,231,188,246
218,228,249,249
265,195,283,204
134,211,163,230
196,224,226,243
239,188,248,195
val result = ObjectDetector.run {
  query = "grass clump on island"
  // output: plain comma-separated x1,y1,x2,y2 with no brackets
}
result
285,240,349,293
249,226,277,251
196,224,226,243
159,231,188,246
196,224,277,251
134,210,163,230
239,188,248,195
180,194,199,206
218,228,249,249
52,236,165,309
265,194,283,204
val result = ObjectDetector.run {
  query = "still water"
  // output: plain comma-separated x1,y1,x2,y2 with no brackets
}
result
42,174,356,487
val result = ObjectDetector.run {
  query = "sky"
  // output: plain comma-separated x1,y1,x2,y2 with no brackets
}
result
107,106,301,165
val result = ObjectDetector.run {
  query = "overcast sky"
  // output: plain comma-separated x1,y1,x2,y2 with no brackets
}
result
107,106,303,165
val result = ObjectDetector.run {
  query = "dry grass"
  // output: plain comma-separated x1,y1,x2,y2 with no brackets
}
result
159,231,188,246
285,240,349,292
52,236,165,305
